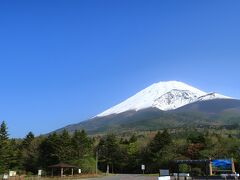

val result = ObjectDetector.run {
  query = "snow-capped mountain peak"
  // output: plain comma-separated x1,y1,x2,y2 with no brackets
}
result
96,81,231,117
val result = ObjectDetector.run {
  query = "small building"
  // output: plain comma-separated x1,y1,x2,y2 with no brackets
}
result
48,162,78,176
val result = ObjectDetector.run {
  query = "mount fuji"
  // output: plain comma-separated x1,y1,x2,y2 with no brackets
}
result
96,81,230,117
55,81,240,134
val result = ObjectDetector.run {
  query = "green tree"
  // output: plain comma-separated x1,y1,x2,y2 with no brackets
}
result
179,164,189,173
145,130,173,172
0,121,10,173
57,130,72,162
70,130,95,173
149,130,172,153
185,131,206,159
98,134,121,173
187,131,206,144
39,132,60,168
124,138,140,173
20,132,40,173
22,132,34,148
71,130,92,159
8,139,21,170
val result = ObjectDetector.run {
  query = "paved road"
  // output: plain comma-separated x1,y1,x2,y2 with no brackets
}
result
82,174,157,180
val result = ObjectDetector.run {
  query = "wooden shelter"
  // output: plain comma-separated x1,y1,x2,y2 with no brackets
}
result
48,163,78,176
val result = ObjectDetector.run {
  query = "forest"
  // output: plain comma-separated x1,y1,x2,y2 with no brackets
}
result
1,120,240,176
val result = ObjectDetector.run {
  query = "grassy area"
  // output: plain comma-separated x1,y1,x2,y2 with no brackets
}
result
14,174,105,180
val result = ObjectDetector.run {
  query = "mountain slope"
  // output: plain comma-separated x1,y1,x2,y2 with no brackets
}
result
57,99,240,134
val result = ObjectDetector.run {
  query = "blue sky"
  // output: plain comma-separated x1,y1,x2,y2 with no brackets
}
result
0,0,240,137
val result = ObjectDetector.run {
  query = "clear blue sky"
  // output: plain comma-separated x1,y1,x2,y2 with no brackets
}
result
0,0,240,138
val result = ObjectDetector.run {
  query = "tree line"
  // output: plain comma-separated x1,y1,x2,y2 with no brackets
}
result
1,120,240,175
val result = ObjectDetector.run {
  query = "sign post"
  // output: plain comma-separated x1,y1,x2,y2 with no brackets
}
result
106,164,109,175
141,164,145,174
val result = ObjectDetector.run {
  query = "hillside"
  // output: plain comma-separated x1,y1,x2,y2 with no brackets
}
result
56,99,240,134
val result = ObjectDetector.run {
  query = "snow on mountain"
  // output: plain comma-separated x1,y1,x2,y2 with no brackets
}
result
96,81,231,117
197,92,231,101
153,89,200,111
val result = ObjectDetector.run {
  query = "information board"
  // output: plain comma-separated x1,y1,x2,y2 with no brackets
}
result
212,159,232,171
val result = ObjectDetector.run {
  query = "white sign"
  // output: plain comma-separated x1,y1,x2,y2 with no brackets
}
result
160,169,169,176
38,170,42,176
9,171,16,176
3,174,8,180
158,176,171,180
78,169,81,174
141,164,145,170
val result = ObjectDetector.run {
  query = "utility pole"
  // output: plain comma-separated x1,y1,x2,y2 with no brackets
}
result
96,150,98,174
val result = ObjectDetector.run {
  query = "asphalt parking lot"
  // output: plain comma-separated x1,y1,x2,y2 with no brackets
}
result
81,174,157,180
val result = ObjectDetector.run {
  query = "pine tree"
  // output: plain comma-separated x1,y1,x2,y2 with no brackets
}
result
39,132,60,168
145,130,173,172
0,121,10,173
71,130,92,159
20,132,40,173
149,130,172,153
57,129,72,162
70,130,95,173
98,134,121,173
22,131,34,148
8,139,21,171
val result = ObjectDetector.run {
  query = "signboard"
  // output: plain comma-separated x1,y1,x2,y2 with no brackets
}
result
160,169,169,176
212,159,232,171
141,164,145,170
9,171,16,176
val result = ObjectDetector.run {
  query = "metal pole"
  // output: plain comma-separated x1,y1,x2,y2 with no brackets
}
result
205,162,208,180
177,164,179,180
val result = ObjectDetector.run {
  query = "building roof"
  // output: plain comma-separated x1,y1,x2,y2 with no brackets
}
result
48,162,77,168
